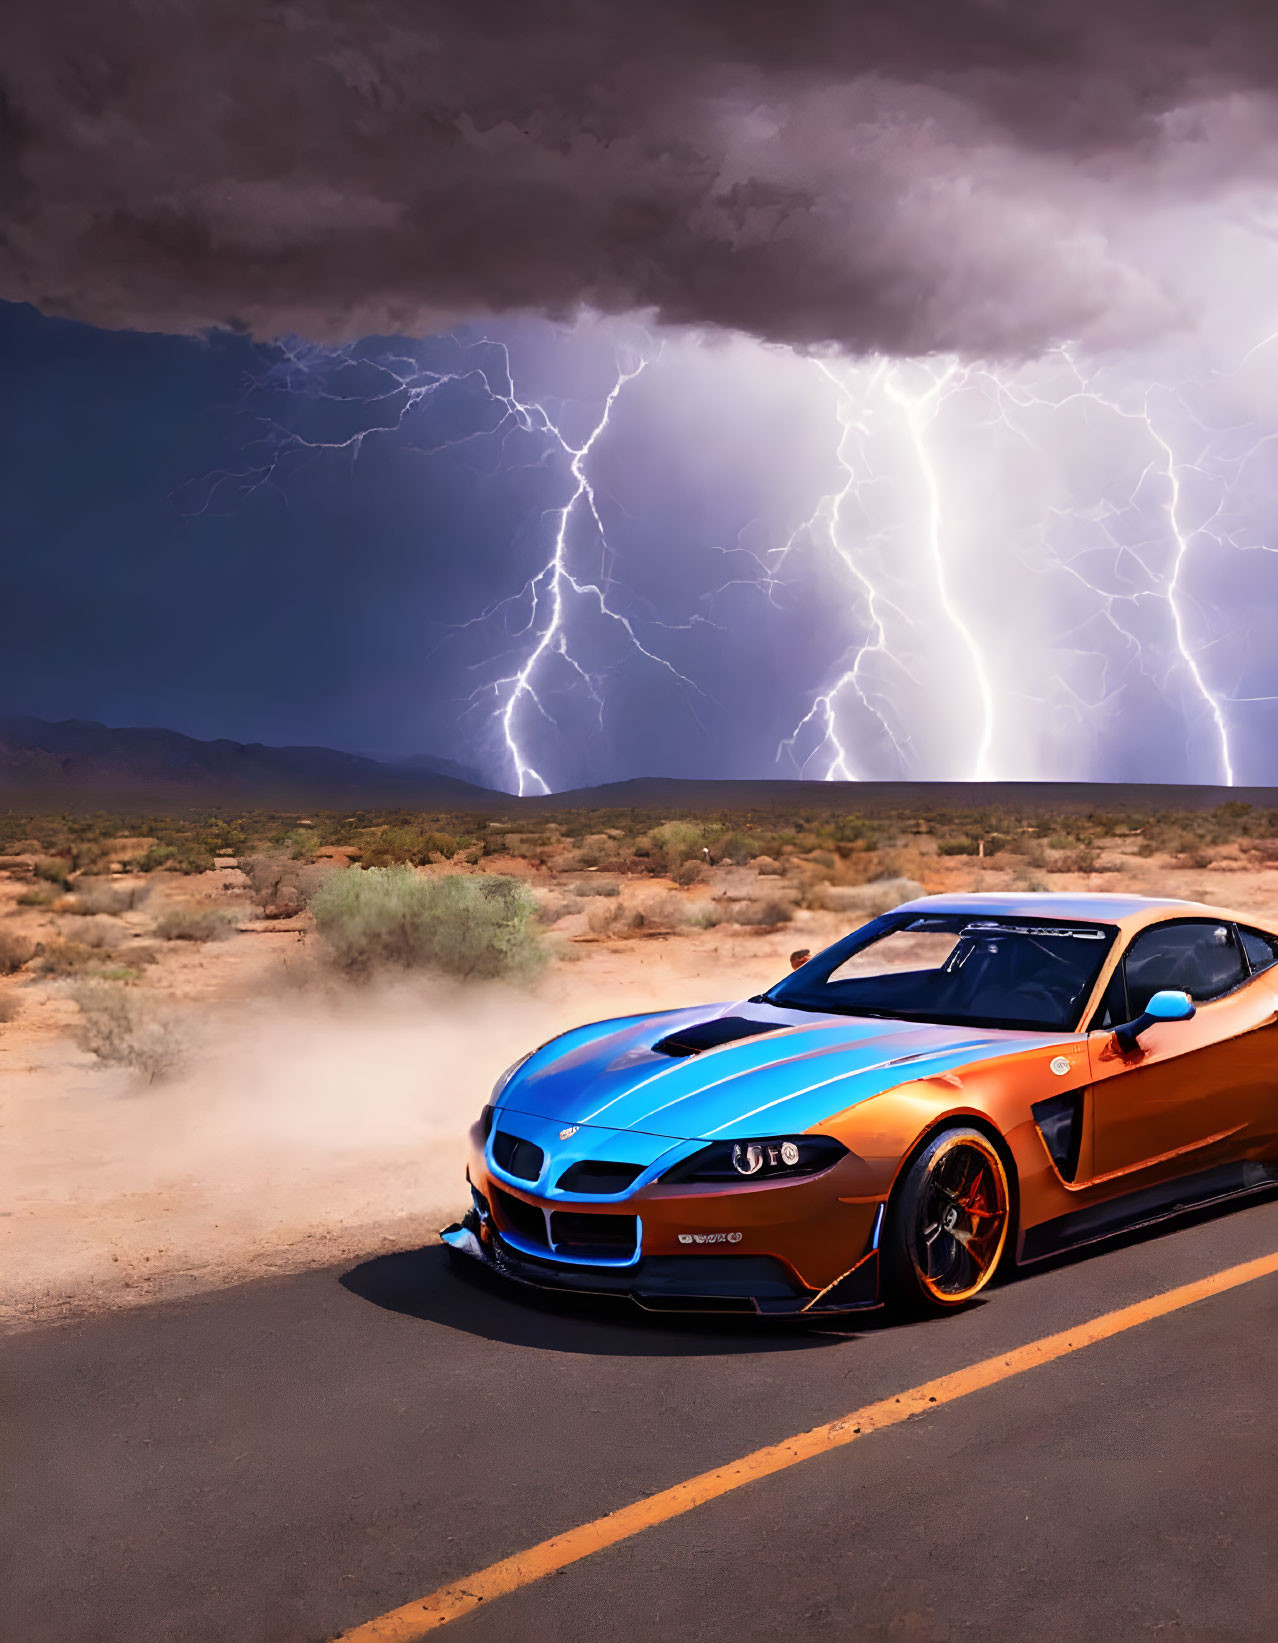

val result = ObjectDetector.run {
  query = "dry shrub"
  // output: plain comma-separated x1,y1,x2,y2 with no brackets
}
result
359,826,458,868
16,886,59,908
1051,848,1098,874
311,866,545,981
586,899,623,934
0,928,35,974
239,854,330,917
815,878,926,918
69,980,187,1081
0,992,20,1024
154,906,237,942
753,856,785,876
574,833,621,868
34,856,72,888
76,916,131,950
33,940,112,976
572,878,621,897
533,890,583,925
711,831,759,865
627,891,689,930
70,879,149,916
725,896,795,928
673,860,705,887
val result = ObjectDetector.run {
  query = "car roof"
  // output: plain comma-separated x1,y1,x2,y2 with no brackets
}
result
892,890,1274,935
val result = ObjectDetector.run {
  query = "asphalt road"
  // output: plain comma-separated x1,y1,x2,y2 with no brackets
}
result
4,1198,1277,1643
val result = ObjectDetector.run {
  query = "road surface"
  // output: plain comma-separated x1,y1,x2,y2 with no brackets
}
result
4,1197,1277,1643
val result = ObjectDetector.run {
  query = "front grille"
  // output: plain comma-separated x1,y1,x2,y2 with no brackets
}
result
549,1211,639,1257
491,1130,545,1182
490,1184,548,1247
555,1160,644,1194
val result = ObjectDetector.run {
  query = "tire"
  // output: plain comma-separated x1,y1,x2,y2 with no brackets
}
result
882,1127,1012,1314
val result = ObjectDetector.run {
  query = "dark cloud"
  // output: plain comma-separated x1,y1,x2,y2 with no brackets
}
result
5,2,1278,356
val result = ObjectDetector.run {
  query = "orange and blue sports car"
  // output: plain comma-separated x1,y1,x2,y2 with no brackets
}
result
442,892,1278,1316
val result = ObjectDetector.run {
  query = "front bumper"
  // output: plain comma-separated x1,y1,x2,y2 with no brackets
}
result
441,1199,883,1317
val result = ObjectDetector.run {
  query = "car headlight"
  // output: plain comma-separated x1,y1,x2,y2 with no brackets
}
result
659,1135,847,1184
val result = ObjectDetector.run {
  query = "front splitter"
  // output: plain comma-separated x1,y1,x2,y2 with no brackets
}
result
440,1212,881,1317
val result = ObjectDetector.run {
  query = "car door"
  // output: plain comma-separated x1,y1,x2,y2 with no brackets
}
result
1086,918,1278,1181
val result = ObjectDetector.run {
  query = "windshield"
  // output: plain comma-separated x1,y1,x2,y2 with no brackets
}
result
763,913,1118,1032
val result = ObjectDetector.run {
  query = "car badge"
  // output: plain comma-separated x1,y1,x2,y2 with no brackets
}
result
559,1125,579,1140
1049,1055,1071,1076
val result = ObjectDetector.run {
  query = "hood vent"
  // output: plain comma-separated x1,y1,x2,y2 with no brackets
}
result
652,1015,786,1058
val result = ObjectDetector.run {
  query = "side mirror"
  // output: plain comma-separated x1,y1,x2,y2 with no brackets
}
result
1113,989,1196,1052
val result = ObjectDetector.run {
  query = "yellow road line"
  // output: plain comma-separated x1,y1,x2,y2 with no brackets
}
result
337,1249,1278,1640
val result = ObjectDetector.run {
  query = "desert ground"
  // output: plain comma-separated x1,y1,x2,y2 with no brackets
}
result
4,810,1278,1333
7,805,1278,1643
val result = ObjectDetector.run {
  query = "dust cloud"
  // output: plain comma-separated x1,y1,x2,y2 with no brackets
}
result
0,942,775,1333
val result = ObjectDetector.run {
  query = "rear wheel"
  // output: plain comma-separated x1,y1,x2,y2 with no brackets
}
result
883,1128,1011,1313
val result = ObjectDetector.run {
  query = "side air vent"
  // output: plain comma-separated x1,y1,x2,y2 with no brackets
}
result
1032,1090,1085,1183
556,1160,645,1194
652,1015,786,1058
491,1131,545,1182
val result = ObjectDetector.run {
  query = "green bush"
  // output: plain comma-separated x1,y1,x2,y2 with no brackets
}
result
649,821,707,871
311,867,546,981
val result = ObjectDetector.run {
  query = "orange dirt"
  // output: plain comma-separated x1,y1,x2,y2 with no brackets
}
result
3,844,1276,1333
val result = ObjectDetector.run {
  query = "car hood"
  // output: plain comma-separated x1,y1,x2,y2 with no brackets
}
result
499,1002,1078,1141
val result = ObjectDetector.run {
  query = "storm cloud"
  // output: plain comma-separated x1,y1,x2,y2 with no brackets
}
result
6,1,1278,357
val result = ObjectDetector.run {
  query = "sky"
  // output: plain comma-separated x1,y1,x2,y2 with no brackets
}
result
5,3,1278,792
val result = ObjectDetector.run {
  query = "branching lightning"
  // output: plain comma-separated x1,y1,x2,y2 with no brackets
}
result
183,333,708,795
189,323,1278,793
779,337,1278,787
473,348,710,797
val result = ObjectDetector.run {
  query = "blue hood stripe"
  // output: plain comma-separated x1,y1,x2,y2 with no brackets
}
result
504,1004,1082,1141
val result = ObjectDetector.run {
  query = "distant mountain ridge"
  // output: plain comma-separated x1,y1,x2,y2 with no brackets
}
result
2,717,1274,815
0,717,501,809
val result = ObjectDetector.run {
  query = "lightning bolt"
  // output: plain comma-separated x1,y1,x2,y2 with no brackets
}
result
778,356,1000,782
474,346,710,797
183,322,1278,793
782,337,1278,787
181,331,707,795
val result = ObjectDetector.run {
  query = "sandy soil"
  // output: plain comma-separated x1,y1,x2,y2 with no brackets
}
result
4,846,1277,1333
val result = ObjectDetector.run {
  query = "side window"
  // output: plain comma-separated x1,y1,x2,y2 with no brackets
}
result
1122,920,1248,1014
1239,926,1278,976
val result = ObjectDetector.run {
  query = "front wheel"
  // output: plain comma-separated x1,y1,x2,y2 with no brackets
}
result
883,1128,1011,1313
